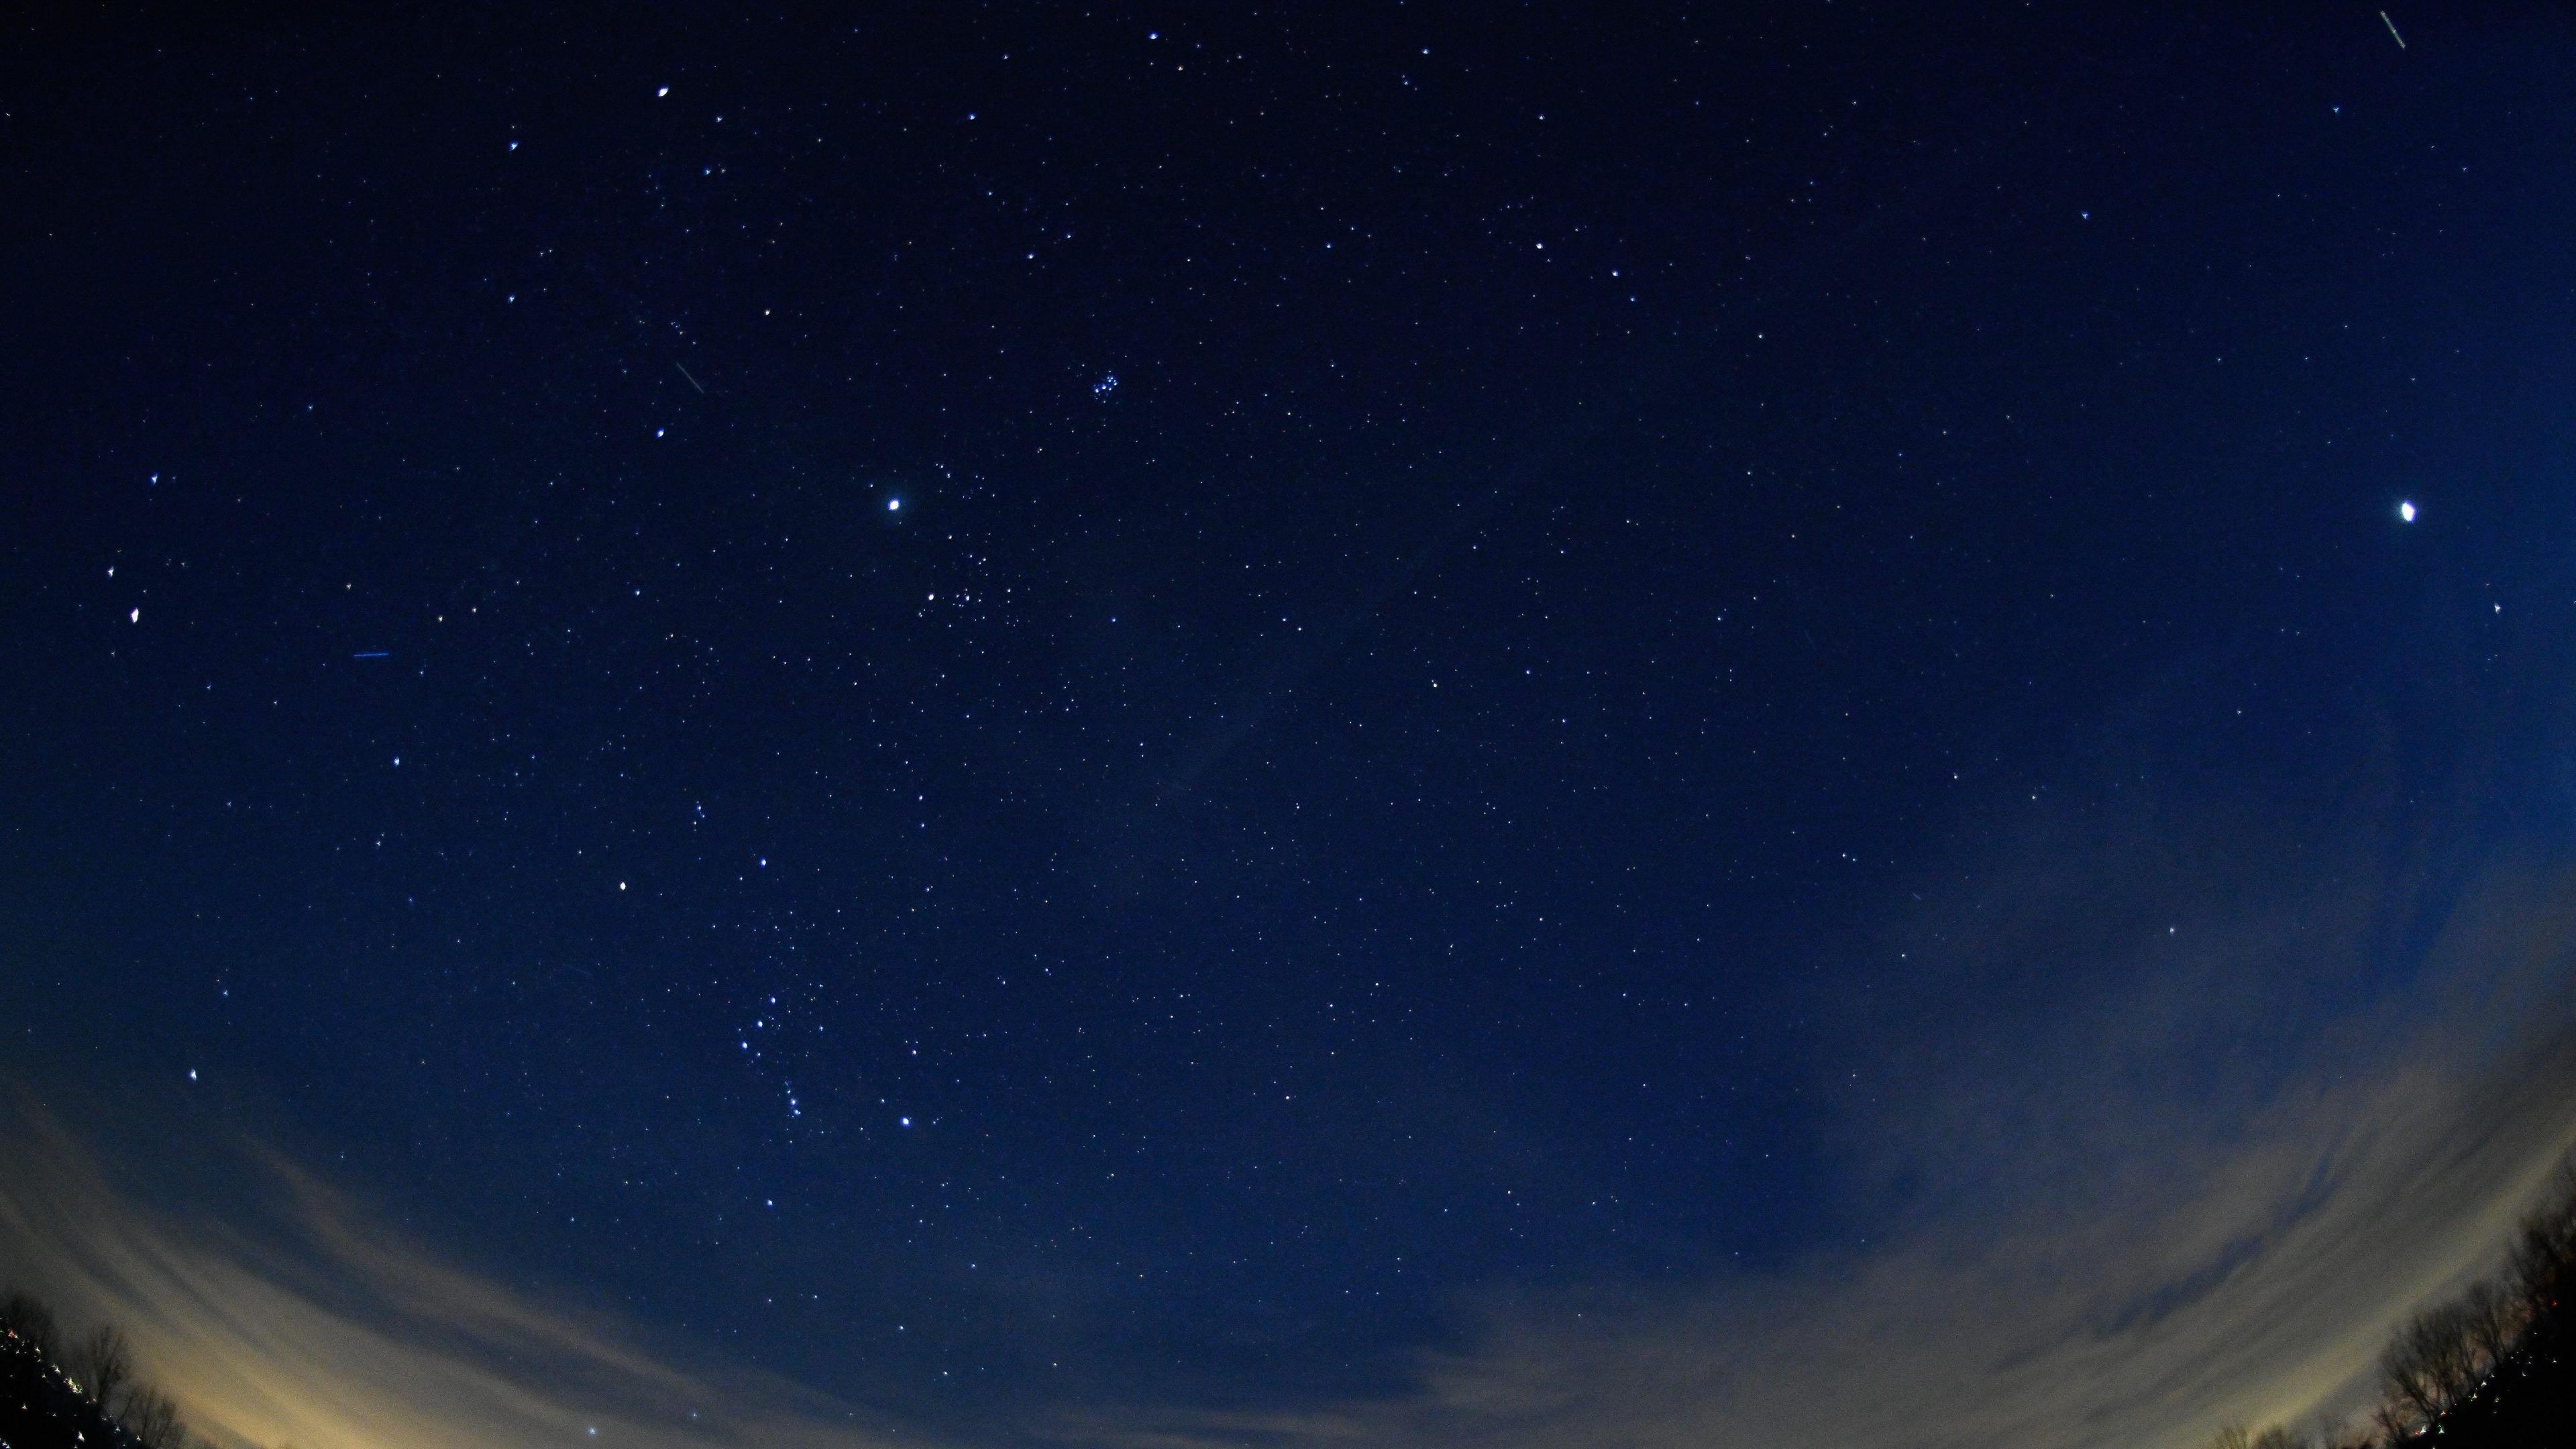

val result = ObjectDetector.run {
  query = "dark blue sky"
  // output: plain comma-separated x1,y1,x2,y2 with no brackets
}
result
5,5,2576,1446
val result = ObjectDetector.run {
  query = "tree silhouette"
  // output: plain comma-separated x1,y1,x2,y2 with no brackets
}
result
2359,1149,2576,1446
2367,1395,2414,1448
1,1291,208,1449
2456,1278,2512,1376
2379,1301,2477,1428
121,1384,186,1449
67,1322,133,1410
0,1290,61,1360
2511,1157,2576,1321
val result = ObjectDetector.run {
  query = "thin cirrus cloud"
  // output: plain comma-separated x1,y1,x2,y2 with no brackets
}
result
6,733,2576,1449
0,1109,926,1449
1075,1030,2576,1449
1057,761,2576,1449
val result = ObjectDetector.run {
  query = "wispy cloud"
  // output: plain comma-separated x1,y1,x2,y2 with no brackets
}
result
5,745,2573,1449
1055,779,2576,1449
0,1107,931,1449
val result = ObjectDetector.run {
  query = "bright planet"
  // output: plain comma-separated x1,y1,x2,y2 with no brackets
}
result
3,9,2575,1449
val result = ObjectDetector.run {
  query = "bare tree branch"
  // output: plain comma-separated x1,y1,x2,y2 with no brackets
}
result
68,1322,133,1410
123,1383,189,1449
0,1291,61,1360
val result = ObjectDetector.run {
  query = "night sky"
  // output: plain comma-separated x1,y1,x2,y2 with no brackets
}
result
7,6,2576,1448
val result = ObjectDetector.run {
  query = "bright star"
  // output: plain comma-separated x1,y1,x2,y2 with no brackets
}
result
888,497,902,512
2399,500,2417,523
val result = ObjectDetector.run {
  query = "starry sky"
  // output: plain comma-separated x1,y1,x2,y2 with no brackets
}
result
6,5,2576,1448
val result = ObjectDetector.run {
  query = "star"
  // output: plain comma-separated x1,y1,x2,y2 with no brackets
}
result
2399,500,2418,523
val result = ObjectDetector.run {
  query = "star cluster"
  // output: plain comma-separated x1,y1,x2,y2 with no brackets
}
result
5,2,2576,1435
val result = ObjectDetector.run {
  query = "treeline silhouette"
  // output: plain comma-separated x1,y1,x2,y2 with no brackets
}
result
2208,1154,2576,1448
0,1293,199,1449
0,1157,2569,1449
